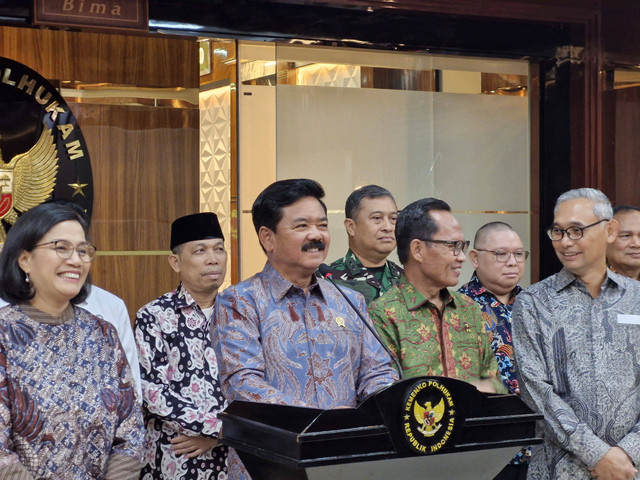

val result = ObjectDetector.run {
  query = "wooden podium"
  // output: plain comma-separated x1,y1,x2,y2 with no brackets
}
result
220,377,542,480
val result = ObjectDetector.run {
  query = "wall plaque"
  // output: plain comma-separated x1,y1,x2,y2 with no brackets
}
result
33,0,148,32
0,56,93,242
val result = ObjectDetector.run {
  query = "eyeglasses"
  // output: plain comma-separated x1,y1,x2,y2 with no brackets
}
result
34,240,97,263
475,249,529,263
421,239,470,256
546,219,609,241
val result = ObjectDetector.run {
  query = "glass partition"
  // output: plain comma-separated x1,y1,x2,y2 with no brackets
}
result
239,42,531,287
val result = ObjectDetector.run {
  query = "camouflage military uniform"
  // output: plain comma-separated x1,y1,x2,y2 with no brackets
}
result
327,249,403,304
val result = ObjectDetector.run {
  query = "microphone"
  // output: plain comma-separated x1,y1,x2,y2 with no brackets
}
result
317,264,403,380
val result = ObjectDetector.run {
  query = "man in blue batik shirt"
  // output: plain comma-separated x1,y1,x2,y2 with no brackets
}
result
458,221,529,480
211,178,398,480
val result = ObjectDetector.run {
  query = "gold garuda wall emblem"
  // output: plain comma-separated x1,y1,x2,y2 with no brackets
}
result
0,126,58,242
0,56,93,243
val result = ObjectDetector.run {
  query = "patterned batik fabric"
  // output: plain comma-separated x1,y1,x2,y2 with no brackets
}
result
458,273,522,394
513,268,640,480
368,276,503,388
212,262,399,480
459,273,530,467
0,304,144,479
327,249,403,304
135,283,228,480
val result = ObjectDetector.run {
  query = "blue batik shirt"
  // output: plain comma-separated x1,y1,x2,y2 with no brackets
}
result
459,272,529,466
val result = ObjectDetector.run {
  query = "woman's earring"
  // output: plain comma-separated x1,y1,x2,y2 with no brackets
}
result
25,273,30,284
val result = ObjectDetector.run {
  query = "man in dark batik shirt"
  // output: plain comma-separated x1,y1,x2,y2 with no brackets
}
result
135,213,228,480
459,221,529,480
328,185,402,304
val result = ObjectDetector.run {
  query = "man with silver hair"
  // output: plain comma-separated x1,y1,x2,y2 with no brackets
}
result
513,188,640,480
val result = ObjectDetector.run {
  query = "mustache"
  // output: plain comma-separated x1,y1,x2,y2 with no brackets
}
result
302,240,325,252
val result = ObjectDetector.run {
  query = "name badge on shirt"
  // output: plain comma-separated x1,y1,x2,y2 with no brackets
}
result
617,314,640,325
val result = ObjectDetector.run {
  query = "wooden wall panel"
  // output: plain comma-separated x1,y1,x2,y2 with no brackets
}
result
613,86,640,206
601,0,640,65
70,103,199,318
91,256,181,320
0,27,200,319
0,26,198,88
70,104,199,250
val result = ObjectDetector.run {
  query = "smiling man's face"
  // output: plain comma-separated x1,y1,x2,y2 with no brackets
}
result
260,196,330,286
552,198,614,280
607,209,640,278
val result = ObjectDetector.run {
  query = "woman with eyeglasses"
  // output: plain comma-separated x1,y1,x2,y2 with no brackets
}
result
0,202,144,479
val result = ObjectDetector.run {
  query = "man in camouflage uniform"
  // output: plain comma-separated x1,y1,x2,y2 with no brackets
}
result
327,185,402,304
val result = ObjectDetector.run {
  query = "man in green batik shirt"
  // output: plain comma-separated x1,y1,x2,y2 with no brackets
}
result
369,197,505,393
327,185,403,304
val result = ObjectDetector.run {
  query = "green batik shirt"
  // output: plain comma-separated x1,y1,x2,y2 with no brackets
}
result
368,276,504,391
327,249,403,304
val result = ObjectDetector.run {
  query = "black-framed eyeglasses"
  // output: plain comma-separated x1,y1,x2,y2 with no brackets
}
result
34,240,97,263
546,219,609,241
475,249,530,263
420,239,470,256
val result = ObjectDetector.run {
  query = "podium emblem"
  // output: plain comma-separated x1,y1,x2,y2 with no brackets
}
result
402,379,457,454
414,397,445,437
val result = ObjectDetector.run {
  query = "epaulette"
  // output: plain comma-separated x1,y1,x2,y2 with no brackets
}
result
345,256,364,277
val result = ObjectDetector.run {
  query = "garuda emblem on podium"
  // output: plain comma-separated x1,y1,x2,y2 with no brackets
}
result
414,397,445,437
0,126,58,243
402,378,457,454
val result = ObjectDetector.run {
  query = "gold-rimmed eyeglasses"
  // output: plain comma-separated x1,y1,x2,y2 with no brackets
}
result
34,240,97,263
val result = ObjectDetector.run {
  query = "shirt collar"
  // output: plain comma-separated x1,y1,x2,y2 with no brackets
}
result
464,273,486,295
344,249,401,278
608,264,640,281
465,271,522,303
19,303,75,325
343,249,367,277
399,276,455,310
175,282,199,309
263,261,325,302
554,267,624,293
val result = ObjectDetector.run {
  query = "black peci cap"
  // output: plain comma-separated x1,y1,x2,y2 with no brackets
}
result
170,212,224,250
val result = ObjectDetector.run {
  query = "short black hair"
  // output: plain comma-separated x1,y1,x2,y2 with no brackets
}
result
252,178,327,235
613,205,640,216
345,185,396,220
47,198,88,220
396,198,451,264
0,202,92,305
